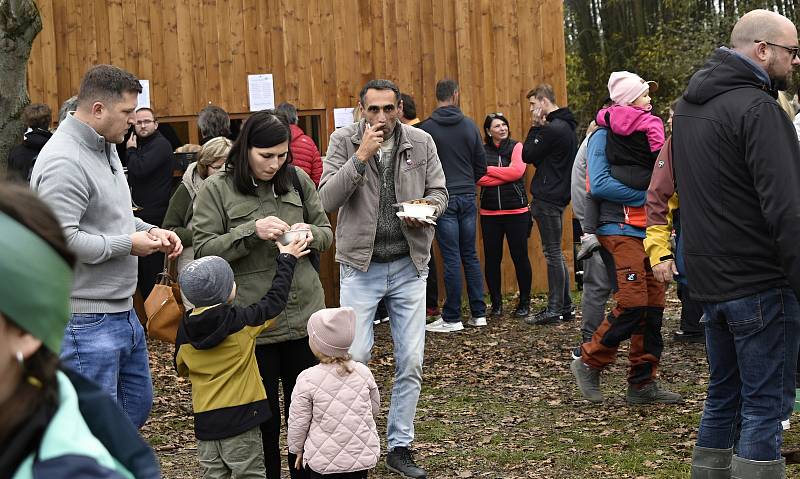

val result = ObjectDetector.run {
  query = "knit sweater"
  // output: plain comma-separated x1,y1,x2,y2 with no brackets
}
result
31,113,154,313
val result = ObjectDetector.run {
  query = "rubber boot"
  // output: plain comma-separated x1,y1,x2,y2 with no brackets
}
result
731,455,785,479
690,446,732,478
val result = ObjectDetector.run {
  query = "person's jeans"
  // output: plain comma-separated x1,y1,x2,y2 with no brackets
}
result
341,256,427,450
436,193,486,321
61,309,153,428
532,201,571,314
696,287,800,460
580,249,611,343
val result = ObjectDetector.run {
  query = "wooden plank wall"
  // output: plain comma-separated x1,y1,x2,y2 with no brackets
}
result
28,0,572,306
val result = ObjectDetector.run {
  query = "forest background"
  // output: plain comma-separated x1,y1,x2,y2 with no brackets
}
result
563,0,800,133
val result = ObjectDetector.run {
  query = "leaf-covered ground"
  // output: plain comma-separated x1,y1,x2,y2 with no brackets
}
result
142,291,800,478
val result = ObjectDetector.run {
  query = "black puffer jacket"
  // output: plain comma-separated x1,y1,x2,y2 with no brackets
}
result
673,47,800,301
480,139,527,211
523,108,577,206
7,128,51,183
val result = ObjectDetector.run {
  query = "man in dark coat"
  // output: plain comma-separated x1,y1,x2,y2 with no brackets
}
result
673,9,800,477
7,103,52,183
126,107,176,298
523,84,577,324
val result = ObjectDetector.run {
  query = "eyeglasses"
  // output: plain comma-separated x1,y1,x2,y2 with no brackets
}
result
487,112,505,119
135,119,155,126
754,40,800,59
366,104,397,114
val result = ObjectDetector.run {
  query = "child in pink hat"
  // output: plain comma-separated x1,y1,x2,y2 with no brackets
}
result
577,71,666,260
287,307,380,478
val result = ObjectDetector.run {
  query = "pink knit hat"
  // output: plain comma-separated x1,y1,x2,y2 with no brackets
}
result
307,307,356,358
608,71,658,106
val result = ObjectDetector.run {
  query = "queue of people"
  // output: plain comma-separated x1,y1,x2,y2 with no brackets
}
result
4,8,800,478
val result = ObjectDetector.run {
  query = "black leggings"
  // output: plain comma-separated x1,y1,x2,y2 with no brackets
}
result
255,337,318,479
480,213,532,305
308,469,368,478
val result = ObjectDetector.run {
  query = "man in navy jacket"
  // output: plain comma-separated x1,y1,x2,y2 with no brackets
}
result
420,79,487,332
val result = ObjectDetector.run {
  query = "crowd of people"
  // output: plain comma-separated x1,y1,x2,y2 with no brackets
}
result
2,7,800,479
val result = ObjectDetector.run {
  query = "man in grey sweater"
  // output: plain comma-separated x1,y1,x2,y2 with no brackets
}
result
31,64,182,428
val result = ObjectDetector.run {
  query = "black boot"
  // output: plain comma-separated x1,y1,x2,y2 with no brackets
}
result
514,297,530,317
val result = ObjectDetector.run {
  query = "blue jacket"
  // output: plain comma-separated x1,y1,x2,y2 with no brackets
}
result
587,128,646,238
419,105,486,195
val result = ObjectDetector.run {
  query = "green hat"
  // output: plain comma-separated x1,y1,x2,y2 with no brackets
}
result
0,212,72,353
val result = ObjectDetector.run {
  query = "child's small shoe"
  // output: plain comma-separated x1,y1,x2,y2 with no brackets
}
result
576,234,601,261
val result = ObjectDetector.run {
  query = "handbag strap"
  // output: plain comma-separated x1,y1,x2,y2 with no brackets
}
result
158,255,179,285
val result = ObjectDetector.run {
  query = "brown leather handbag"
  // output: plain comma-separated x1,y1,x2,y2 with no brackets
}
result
144,257,185,343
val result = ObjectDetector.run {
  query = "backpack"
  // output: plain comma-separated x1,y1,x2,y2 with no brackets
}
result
290,166,321,273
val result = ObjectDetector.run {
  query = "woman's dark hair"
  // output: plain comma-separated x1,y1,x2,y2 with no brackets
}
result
0,182,73,445
226,110,293,196
483,113,510,145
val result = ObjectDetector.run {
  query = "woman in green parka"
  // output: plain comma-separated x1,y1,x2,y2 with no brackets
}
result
192,110,332,479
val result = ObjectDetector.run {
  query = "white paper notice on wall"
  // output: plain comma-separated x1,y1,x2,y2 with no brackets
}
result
333,108,355,128
137,80,151,110
248,74,275,111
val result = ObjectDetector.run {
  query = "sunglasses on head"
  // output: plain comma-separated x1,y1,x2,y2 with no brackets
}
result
487,112,505,119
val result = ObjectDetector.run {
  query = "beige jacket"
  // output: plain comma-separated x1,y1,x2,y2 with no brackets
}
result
319,120,447,273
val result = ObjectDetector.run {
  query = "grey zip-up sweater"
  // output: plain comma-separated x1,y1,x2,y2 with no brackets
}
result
31,113,154,314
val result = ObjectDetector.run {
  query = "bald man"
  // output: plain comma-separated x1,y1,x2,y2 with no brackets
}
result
671,9,800,477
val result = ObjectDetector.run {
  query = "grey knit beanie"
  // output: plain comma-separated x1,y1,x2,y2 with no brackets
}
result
179,256,235,307
307,307,356,358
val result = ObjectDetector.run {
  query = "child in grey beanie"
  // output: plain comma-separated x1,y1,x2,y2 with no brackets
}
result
175,238,310,479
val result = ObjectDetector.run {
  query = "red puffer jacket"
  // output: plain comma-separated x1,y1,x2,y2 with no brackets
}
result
290,124,322,186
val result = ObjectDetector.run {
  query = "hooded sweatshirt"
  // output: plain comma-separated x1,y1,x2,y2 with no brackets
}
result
523,107,578,206
672,47,800,302
175,253,297,440
7,128,51,183
419,105,487,195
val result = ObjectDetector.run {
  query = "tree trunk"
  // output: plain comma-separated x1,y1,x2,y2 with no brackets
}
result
0,0,41,177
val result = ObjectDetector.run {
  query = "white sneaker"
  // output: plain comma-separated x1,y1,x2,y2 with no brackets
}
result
425,318,464,333
467,316,487,327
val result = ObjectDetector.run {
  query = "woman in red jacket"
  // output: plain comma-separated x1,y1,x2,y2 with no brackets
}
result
477,113,532,318
277,103,322,186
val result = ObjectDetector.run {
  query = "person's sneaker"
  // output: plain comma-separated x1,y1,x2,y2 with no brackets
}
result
570,345,582,360
425,318,464,333
513,299,530,317
626,381,684,405
560,306,576,322
374,316,390,325
386,447,427,478
467,316,487,327
570,357,603,403
576,234,601,261
673,329,704,343
524,309,562,325
488,303,503,318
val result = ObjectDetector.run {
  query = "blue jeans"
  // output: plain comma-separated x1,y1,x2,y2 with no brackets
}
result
696,287,800,460
340,256,427,450
532,200,572,314
436,193,486,321
61,309,153,428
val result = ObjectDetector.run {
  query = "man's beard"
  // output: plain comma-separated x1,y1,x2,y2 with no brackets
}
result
767,56,791,91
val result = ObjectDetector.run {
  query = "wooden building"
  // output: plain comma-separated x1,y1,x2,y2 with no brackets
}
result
28,0,572,307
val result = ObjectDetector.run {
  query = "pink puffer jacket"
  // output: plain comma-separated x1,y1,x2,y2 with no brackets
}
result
287,361,380,474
